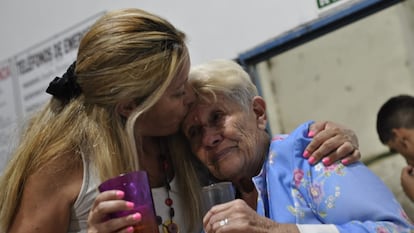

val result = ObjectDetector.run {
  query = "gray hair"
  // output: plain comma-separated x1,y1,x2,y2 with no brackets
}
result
189,59,258,109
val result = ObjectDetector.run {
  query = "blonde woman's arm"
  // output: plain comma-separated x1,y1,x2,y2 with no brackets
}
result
8,153,83,233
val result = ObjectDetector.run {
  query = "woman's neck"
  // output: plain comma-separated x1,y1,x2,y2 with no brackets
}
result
140,137,164,188
235,177,258,209
233,132,270,209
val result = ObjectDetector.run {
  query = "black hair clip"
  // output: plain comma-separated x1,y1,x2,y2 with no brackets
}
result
46,61,81,102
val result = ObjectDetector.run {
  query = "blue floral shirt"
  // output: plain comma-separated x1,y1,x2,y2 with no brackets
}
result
252,121,414,233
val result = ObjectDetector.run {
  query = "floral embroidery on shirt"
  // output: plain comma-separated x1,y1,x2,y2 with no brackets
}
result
325,186,341,209
288,189,306,218
293,169,304,187
373,222,410,233
315,162,345,177
375,226,388,233
309,182,324,204
288,162,343,219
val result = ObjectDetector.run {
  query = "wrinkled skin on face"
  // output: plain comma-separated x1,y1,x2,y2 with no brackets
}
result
182,94,269,183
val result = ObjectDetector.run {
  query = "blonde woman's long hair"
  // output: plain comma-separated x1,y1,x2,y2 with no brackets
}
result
0,8,200,232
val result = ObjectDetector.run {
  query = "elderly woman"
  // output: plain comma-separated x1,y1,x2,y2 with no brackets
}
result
181,59,414,233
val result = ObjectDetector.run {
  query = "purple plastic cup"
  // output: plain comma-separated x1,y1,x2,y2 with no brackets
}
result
98,171,159,233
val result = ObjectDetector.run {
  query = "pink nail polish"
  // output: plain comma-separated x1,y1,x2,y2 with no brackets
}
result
322,157,330,165
308,131,315,137
116,191,124,198
308,157,316,164
127,226,134,233
303,150,310,158
342,158,349,165
126,202,134,209
132,213,141,221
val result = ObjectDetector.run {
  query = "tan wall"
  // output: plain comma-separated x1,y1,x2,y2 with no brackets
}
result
254,1,414,218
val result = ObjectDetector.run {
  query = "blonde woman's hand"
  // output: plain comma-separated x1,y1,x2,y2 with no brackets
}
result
87,190,142,233
305,121,360,166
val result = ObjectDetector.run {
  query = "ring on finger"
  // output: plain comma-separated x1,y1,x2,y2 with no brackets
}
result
219,218,228,227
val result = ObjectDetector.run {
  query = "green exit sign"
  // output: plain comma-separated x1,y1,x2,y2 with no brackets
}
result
317,0,342,9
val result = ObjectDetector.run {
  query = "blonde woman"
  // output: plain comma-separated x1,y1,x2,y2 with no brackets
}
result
0,8,202,233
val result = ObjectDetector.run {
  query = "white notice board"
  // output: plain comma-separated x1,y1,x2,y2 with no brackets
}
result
0,12,104,173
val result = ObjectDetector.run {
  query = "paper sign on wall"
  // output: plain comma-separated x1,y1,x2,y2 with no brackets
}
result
0,12,104,173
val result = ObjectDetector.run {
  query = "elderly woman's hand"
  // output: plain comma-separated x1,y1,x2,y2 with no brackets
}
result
202,199,299,233
87,190,142,233
304,121,361,166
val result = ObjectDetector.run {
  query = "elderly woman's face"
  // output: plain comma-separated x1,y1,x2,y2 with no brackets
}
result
182,94,265,181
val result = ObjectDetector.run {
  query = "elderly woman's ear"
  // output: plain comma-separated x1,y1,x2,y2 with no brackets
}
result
252,96,267,130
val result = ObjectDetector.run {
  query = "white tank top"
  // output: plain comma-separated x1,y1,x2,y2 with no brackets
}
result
67,154,99,233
